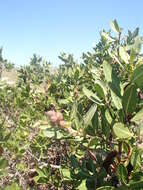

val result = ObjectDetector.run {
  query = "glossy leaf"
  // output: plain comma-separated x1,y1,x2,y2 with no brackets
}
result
94,80,107,99
83,104,97,129
129,180,143,190
105,110,112,124
101,31,115,42
119,47,130,64
113,123,133,139
131,64,143,87
110,19,120,33
131,149,141,169
0,158,8,169
111,90,122,110
78,180,87,190
122,83,138,115
4,183,21,190
61,168,71,179
103,61,112,82
117,164,128,184
101,108,110,137
83,86,103,105
103,61,122,109
131,107,143,124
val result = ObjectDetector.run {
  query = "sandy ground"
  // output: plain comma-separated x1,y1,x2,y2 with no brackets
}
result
1,69,18,86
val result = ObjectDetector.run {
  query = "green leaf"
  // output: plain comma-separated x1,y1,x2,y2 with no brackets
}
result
83,86,103,105
117,164,128,184
78,180,87,190
16,162,27,171
130,49,136,64
111,90,122,110
97,186,115,190
43,128,65,139
95,80,107,99
83,104,97,129
129,171,143,183
103,61,112,82
131,149,141,169
101,108,110,137
110,19,120,33
119,47,130,64
4,183,21,190
127,36,143,54
103,61,121,94
108,51,124,69
105,110,112,124
58,99,70,104
34,167,47,182
116,186,129,190
70,155,79,168
103,61,122,109
113,123,133,139
129,180,143,190
122,83,138,115
131,64,143,87
0,158,8,169
133,27,139,38
92,110,99,132
85,124,96,136
36,168,47,178
131,107,143,124
88,137,99,149
61,168,71,179
101,31,115,42
137,122,143,138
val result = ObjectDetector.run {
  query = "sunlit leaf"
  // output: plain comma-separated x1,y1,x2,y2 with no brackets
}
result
101,31,115,42
83,86,103,105
122,83,138,115
113,123,133,139
110,19,120,33
119,47,130,64
97,186,115,190
4,183,21,190
78,180,87,190
83,104,97,129
131,64,143,87
0,158,8,169
131,149,141,169
117,164,128,184
131,107,143,124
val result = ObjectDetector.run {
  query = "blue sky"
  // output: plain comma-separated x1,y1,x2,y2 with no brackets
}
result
0,0,143,66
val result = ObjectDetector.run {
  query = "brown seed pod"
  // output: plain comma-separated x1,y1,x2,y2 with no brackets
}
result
46,110,56,117
59,120,67,127
50,115,58,123
56,112,63,121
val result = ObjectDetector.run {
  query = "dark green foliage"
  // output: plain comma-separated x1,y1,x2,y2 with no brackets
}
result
0,20,143,189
